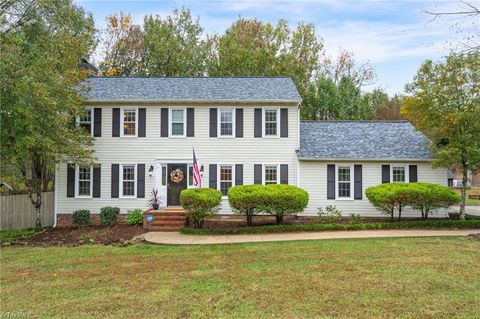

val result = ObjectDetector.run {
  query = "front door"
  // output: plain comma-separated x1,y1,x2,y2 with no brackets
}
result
167,163,188,206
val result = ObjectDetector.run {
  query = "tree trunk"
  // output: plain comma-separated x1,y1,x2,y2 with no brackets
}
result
246,214,253,227
398,206,402,221
460,169,467,220
276,215,283,225
390,210,394,222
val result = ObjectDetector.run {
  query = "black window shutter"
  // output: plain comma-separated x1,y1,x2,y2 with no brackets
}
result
93,108,102,137
280,164,288,184
93,165,101,198
236,108,244,138
209,164,217,189
137,164,145,198
67,164,75,197
354,165,362,200
409,165,418,182
111,164,119,198
254,108,262,138
235,164,243,185
187,108,195,137
382,165,390,183
280,108,288,138
209,108,217,137
138,108,146,137
254,164,262,184
327,164,335,199
161,108,169,137
112,108,120,137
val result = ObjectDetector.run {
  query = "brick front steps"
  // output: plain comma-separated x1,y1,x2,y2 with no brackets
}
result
143,208,187,231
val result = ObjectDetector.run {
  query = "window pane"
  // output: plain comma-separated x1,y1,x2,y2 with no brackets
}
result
124,123,135,135
338,182,351,197
124,109,136,122
162,166,166,186
189,166,193,186
172,109,184,122
78,181,90,196
265,110,277,122
264,110,277,136
79,167,90,180
220,123,233,136
172,123,184,135
79,109,91,122
393,167,405,182
123,165,135,180
265,165,277,184
220,109,233,122
338,167,351,182
123,181,134,196
265,123,277,135
220,181,232,196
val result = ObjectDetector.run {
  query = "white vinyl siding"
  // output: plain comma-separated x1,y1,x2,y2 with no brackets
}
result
56,105,299,214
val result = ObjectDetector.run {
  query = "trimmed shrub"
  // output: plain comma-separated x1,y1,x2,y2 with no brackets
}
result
262,184,309,224
406,183,461,220
72,209,91,227
180,188,222,228
366,183,411,221
349,213,361,224
125,209,143,225
317,205,343,223
99,206,120,227
228,185,266,226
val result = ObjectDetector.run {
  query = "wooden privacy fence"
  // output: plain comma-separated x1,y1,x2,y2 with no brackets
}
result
0,192,54,230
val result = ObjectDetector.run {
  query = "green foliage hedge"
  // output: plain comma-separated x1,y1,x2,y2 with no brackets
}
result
99,206,120,227
180,188,222,228
227,184,309,226
180,220,480,235
72,209,91,227
125,209,143,225
366,183,460,221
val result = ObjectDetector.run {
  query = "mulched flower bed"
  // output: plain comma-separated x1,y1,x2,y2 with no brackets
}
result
4,225,146,247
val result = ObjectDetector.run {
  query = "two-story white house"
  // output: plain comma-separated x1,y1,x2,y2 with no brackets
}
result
55,77,448,226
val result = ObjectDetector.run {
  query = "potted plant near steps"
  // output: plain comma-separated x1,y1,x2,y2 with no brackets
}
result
149,188,161,210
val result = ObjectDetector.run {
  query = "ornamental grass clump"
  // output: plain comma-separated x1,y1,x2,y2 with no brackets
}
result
180,188,222,228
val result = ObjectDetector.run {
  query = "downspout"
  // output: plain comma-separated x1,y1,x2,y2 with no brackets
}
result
53,164,58,228
296,102,301,187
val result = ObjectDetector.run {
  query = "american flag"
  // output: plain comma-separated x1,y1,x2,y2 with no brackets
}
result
192,149,202,188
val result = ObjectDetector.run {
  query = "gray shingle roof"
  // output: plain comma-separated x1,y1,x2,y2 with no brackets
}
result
298,121,433,160
84,77,301,102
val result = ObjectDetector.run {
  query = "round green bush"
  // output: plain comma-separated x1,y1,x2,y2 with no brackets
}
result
180,188,222,228
72,209,90,227
365,183,411,221
99,206,120,227
125,209,143,225
227,185,267,226
405,183,460,219
263,184,309,224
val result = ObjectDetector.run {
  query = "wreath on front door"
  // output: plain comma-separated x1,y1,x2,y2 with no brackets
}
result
170,168,184,184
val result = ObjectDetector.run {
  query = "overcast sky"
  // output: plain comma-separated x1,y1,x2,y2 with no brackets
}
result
76,0,472,96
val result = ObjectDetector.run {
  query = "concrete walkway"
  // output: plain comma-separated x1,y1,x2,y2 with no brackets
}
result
144,229,480,245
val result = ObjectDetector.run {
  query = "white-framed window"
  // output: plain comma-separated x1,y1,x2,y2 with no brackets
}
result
218,108,235,137
161,165,167,186
76,165,92,197
336,165,353,199
121,164,136,197
264,164,279,185
218,164,234,196
77,108,92,135
263,108,279,137
391,165,408,183
121,108,137,137
170,108,186,137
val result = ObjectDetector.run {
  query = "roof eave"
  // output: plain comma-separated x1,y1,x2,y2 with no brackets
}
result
297,156,434,162
85,98,301,106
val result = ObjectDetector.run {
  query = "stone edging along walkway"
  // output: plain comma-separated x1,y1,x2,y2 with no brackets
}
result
143,229,480,245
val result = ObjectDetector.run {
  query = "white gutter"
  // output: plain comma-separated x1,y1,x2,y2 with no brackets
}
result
297,157,434,162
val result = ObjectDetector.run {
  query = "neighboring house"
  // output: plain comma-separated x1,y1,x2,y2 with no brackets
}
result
449,166,480,187
55,77,448,225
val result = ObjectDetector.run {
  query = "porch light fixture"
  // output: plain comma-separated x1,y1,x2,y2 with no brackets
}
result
200,165,204,172
148,165,154,177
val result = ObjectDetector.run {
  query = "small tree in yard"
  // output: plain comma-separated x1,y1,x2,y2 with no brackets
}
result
366,183,411,221
401,51,480,220
263,184,309,224
180,188,222,228
1,0,96,228
406,183,461,220
228,185,266,226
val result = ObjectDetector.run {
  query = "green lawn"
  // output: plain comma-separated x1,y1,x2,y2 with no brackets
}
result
1,237,480,319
